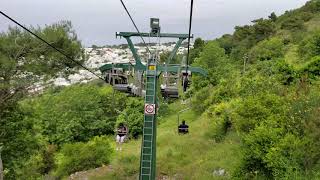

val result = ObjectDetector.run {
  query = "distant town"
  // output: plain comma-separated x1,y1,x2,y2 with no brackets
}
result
53,42,192,86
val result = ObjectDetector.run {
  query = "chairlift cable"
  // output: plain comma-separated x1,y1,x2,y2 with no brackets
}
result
186,0,194,73
0,11,105,81
119,0,152,55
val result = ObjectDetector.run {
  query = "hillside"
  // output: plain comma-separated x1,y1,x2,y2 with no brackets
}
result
2,1,320,180
87,1,320,179
81,102,241,179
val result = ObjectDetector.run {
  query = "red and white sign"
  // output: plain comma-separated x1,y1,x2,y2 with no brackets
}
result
145,104,156,115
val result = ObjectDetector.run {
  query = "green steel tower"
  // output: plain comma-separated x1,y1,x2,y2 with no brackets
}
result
99,18,207,180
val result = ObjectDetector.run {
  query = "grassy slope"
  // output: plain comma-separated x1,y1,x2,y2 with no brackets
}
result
284,14,320,69
88,101,242,180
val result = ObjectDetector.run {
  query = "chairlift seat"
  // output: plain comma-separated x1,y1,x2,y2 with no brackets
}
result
113,84,131,93
161,86,179,98
178,127,189,134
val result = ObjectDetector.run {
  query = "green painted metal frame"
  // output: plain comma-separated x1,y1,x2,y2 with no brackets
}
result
140,59,158,180
100,63,208,77
123,36,146,71
100,32,207,76
167,38,184,65
116,32,192,39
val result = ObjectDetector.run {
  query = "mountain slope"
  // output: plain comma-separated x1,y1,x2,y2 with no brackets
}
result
85,101,241,180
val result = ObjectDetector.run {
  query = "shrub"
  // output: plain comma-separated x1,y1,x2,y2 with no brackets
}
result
299,30,320,61
15,153,44,180
281,17,304,31
191,87,212,114
116,97,144,139
54,136,113,177
249,37,285,62
205,102,233,142
232,94,286,134
236,120,284,179
300,56,320,79
12,145,57,180
264,134,307,178
251,19,276,42
21,84,127,145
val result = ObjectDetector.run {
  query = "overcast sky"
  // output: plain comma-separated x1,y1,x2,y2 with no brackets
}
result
0,0,309,46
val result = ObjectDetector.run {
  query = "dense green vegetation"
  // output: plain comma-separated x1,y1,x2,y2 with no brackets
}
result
0,21,85,179
2,1,320,179
189,0,320,178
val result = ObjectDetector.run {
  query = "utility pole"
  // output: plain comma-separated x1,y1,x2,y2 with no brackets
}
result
243,53,248,73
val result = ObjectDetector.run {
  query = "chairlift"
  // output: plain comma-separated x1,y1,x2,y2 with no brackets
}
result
181,70,191,92
177,108,190,134
160,64,180,99
104,64,132,93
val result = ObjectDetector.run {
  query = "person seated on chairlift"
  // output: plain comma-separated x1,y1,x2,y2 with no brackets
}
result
116,123,128,151
178,120,189,134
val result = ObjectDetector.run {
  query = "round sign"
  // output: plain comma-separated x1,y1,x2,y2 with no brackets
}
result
145,104,155,114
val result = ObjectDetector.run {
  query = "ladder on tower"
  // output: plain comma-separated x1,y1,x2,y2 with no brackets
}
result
140,61,157,180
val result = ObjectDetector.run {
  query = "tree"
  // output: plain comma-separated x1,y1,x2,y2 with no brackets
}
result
91,44,99,49
189,38,206,64
0,21,84,112
192,41,234,90
233,25,253,43
21,84,127,145
217,34,234,55
249,37,285,62
159,51,182,64
193,37,205,49
299,30,320,61
281,16,304,31
268,12,278,22
0,21,84,180
251,19,276,42
116,97,144,138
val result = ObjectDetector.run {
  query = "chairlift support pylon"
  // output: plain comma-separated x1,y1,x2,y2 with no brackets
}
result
99,18,207,180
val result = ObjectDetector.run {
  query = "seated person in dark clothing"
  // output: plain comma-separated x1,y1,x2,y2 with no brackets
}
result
178,120,189,134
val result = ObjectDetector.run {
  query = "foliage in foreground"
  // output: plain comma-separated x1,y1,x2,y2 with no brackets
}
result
189,1,320,179
54,136,113,177
0,21,84,180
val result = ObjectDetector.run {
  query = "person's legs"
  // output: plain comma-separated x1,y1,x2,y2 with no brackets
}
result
116,135,121,150
119,135,126,151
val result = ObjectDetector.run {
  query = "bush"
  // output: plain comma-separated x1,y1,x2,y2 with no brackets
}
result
249,37,285,62
264,134,307,178
299,30,320,61
54,136,113,177
232,94,286,134
300,56,320,79
235,120,284,179
205,102,233,142
234,87,320,179
13,145,57,180
21,84,127,145
281,17,304,31
116,98,144,139
191,87,212,114
15,153,44,180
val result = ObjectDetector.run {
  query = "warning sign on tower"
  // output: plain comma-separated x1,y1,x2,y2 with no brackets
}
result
145,104,156,115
